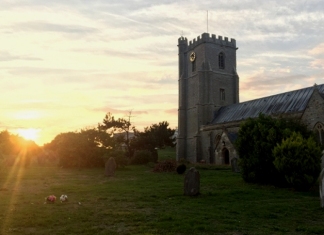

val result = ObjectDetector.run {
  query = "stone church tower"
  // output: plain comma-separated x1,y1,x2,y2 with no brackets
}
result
177,33,239,163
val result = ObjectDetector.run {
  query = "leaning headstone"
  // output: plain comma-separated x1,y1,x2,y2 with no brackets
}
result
319,168,324,207
184,167,200,196
105,157,117,177
231,157,240,173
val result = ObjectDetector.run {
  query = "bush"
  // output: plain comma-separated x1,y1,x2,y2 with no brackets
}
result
153,160,177,172
49,130,107,168
236,114,283,184
273,132,322,191
236,113,312,186
104,150,128,168
176,164,186,174
131,150,156,165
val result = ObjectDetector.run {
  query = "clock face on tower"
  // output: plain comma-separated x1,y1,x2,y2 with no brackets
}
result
190,52,196,62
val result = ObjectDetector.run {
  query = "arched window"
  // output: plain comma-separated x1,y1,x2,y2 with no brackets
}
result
314,122,324,145
219,52,225,69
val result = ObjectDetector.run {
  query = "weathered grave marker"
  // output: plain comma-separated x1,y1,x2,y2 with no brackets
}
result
105,157,117,177
319,168,324,207
231,157,240,173
184,167,200,196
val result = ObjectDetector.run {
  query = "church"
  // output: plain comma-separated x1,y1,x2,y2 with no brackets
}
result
176,32,324,164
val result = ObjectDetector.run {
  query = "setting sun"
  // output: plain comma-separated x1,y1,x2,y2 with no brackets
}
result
16,128,40,142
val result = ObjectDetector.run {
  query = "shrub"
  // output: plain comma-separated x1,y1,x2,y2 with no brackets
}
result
236,114,283,184
151,149,158,163
176,164,186,174
273,132,322,191
178,158,190,165
236,113,312,186
131,150,156,165
104,150,128,168
153,160,177,172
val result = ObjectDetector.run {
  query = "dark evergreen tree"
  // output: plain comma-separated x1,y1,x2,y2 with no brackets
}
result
131,121,175,151
236,113,313,186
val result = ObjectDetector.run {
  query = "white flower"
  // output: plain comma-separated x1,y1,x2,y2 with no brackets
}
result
60,194,68,202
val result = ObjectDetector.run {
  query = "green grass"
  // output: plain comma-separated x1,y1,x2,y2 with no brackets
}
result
0,154,324,234
157,147,176,161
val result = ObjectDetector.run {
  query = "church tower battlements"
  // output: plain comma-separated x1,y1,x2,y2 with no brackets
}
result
177,32,239,163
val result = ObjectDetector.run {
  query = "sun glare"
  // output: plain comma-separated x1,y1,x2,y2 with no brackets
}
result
16,128,40,142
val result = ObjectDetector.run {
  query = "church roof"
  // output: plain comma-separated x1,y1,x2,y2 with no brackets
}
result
227,132,238,144
211,84,324,124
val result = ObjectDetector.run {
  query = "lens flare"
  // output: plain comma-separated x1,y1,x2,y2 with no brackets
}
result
16,128,40,141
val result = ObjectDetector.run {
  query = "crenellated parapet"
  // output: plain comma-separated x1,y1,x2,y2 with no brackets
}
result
182,33,236,50
178,36,188,44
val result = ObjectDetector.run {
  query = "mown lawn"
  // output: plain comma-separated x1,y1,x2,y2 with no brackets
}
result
157,147,176,161
0,153,323,234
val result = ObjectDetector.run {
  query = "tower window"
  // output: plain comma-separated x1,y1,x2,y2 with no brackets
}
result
220,89,225,101
219,52,225,69
192,60,196,72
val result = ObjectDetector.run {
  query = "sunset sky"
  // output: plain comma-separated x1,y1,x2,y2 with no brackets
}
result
1,0,324,145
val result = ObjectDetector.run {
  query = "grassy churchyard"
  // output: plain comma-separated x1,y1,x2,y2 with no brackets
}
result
1,147,324,235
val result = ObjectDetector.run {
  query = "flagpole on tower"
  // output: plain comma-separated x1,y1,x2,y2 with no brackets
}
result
207,10,208,33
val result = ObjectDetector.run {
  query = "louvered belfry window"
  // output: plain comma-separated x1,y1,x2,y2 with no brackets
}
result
219,52,225,69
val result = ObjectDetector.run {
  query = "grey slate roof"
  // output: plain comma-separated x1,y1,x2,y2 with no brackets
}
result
211,84,324,125
227,132,238,144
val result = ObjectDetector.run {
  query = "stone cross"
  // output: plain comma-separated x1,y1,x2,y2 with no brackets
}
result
105,157,117,177
184,167,200,196
319,168,324,207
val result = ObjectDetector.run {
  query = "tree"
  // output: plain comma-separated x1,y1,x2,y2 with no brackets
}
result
99,112,135,158
0,130,41,167
144,121,175,148
131,121,175,153
273,132,322,191
236,113,313,186
46,128,109,168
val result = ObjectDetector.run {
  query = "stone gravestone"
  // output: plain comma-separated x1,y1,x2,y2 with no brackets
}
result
184,167,200,196
231,157,240,173
105,157,117,177
321,150,324,170
319,168,324,207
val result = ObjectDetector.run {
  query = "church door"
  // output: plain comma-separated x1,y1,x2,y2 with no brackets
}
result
222,148,230,165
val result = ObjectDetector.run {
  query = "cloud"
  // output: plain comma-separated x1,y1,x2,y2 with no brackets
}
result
240,72,312,101
309,43,324,56
0,0,323,144
0,51,42,62
13,21,98,35
165,108,177,115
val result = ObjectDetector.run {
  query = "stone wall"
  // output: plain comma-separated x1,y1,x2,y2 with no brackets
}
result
301,88,324,130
